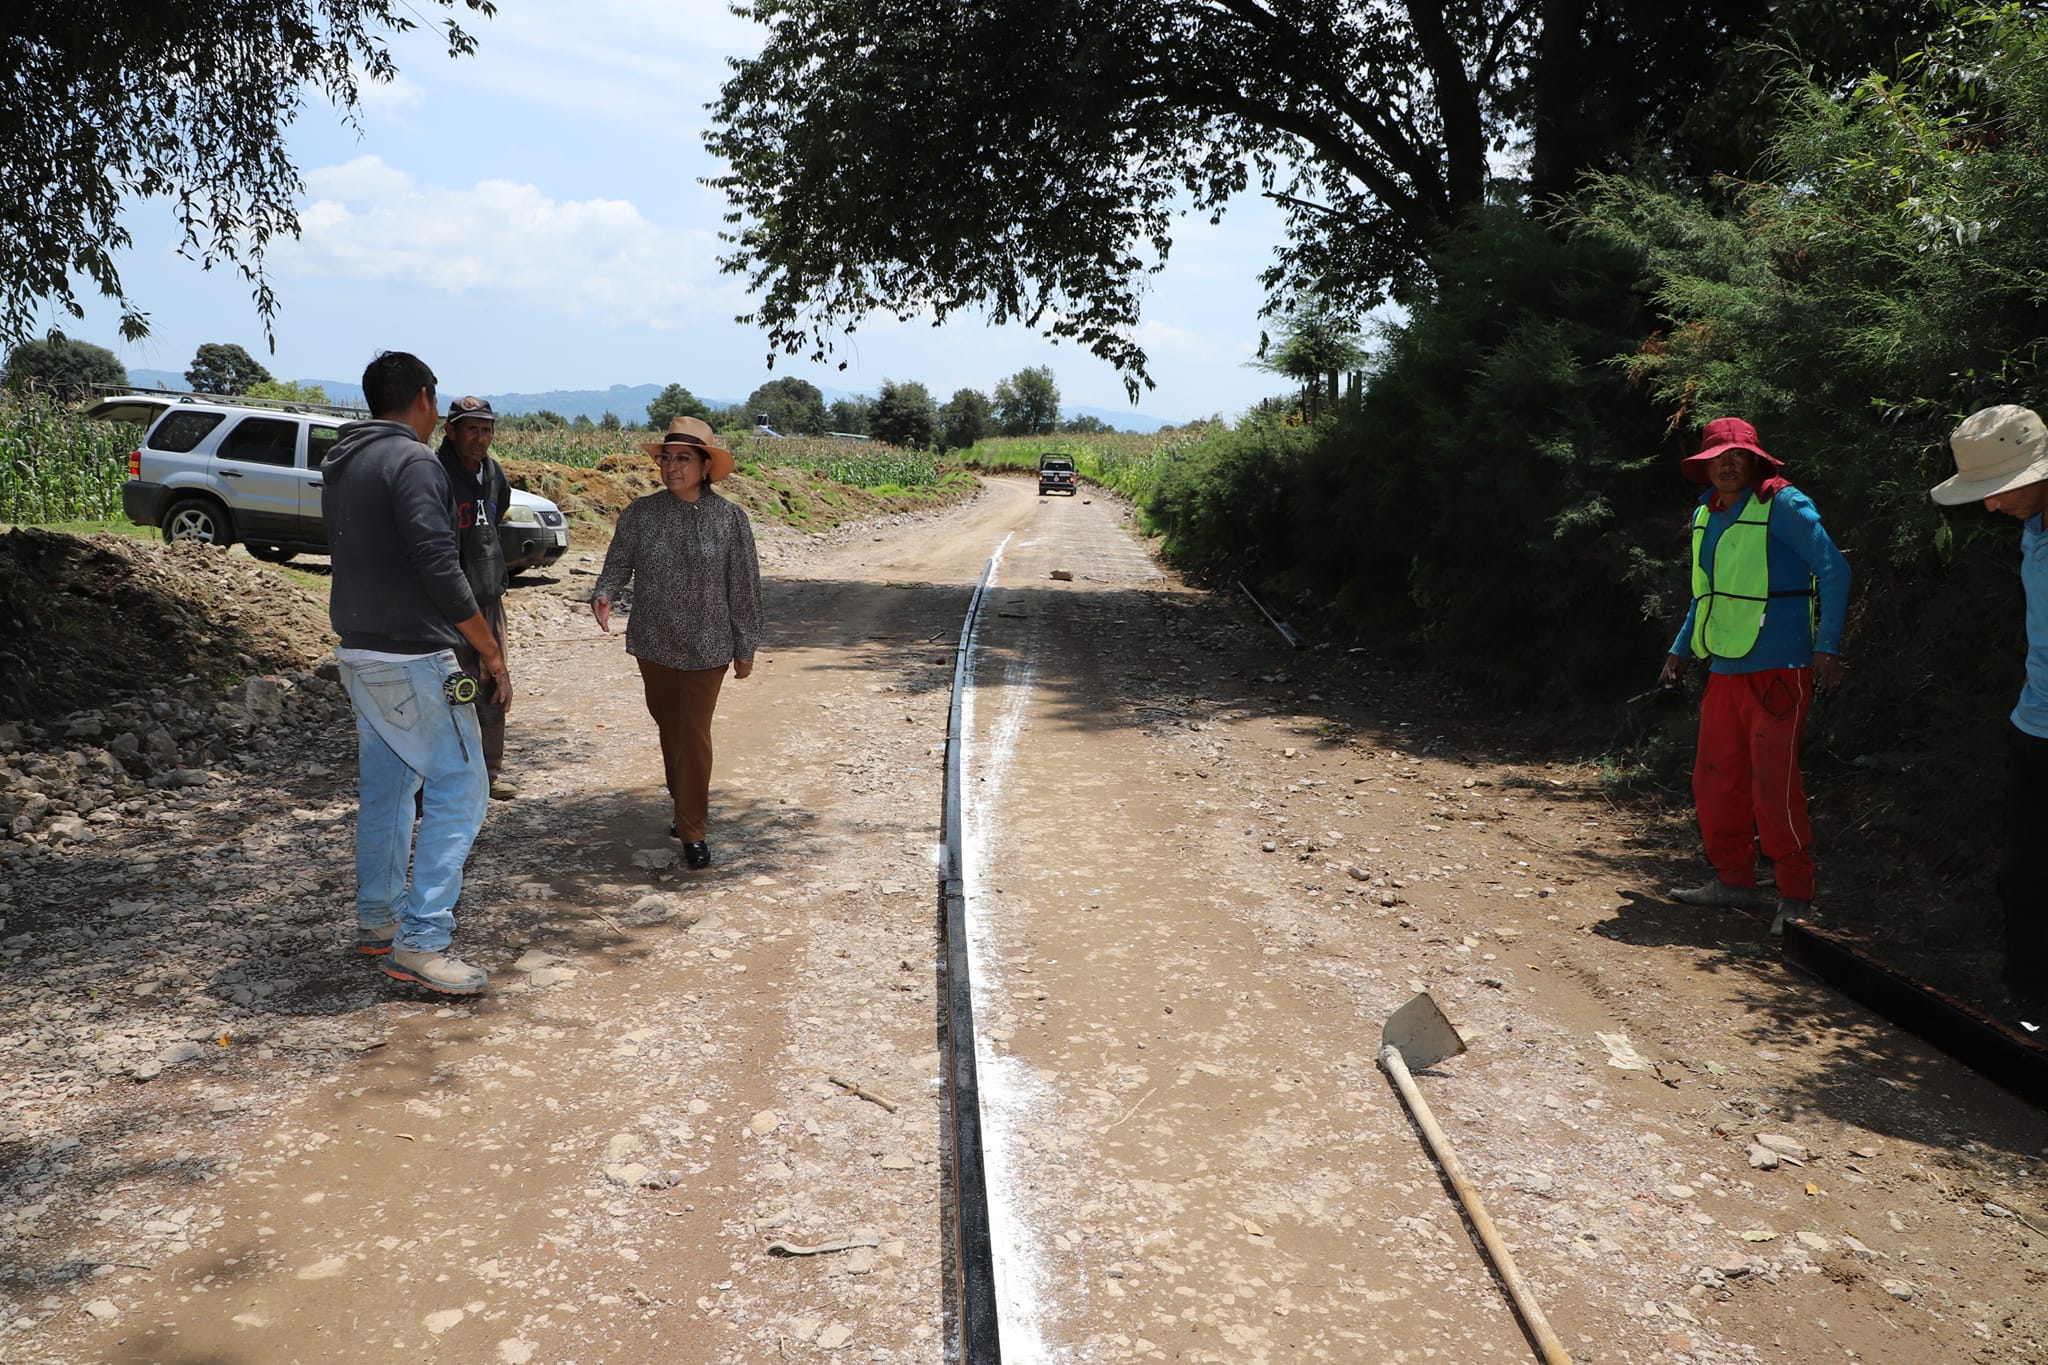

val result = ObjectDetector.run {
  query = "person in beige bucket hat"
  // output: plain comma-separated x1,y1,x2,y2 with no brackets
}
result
1932,404,2048,1024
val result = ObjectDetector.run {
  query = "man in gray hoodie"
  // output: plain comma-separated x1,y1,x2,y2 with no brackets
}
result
323,351,513,995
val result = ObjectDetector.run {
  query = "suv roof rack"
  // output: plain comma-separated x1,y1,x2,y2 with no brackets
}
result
89,381,369,419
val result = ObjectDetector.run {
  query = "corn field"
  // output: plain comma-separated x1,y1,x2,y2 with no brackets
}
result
960,428,1217,504
731,434,944,488
0,395,137,523
494,427,947,489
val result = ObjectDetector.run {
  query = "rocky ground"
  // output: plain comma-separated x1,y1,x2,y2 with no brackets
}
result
0,484,2044,1364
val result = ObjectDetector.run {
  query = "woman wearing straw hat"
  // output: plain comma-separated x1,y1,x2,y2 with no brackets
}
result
591,416,763,869
1654,417,1851,933
1931,404,2048,1021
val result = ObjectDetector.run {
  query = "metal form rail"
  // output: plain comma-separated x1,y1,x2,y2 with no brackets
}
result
941,557,1003,1362
1780,918,2048,1110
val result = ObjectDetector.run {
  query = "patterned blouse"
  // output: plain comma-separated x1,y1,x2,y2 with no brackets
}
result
593,489,763,671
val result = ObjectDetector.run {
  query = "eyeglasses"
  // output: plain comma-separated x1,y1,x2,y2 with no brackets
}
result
656,452,703,465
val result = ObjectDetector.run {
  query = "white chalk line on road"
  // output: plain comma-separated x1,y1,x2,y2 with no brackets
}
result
957,531,1059,1362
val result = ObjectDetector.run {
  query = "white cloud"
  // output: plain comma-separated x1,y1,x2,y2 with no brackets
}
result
408,0,764,140
272,156,732,326
353,67,425,117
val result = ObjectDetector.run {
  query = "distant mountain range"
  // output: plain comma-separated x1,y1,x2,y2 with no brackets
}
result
124,369,1175,432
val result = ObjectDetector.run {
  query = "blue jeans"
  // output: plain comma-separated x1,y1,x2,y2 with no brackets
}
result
339,652,489,953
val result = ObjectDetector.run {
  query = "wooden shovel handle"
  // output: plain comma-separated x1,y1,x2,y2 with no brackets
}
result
1382,1044,1576,1365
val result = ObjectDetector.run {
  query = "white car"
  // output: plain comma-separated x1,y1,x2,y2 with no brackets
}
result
94,392,570,574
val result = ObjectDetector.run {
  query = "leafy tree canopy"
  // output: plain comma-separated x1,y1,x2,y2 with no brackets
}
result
2,1,497,349
938,388,992,451
244,379,331,405
826,396,874,435
1,335,125,399
648,382,711,428
745,376,827,434
1253,302,1370,419
708,0,1840,391
993,366,1060,436
186,343,273,395
869,379,936,449
1576,2,2048,566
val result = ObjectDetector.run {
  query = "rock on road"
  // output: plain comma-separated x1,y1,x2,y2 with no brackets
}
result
1,476,2043,1364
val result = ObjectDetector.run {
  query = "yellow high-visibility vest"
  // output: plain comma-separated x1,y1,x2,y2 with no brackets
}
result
1689,494,1813,659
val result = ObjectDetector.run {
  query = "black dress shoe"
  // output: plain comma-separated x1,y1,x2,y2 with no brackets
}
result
683,841,711,870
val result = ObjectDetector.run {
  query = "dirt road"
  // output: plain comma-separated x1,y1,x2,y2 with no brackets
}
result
3,477,2045,1364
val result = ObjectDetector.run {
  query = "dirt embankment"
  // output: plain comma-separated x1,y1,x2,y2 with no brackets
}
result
0,529,336,727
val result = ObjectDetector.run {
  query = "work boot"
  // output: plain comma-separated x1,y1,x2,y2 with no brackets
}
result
489,775,520,800
1669,878,1763,910
1770,899,1811,937
380,948,489,996
354,921,399,956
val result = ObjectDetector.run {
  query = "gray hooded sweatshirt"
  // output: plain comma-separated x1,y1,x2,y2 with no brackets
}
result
321,419,479,653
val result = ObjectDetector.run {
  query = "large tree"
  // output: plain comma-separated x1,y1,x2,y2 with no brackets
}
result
869,379,936,449
826,396,874,435
648,382,711,429
1,1,497,348
1,335,125,399
186,343,273,396
994,367,1060,436
708,1,1933,391
937,388,992,452
1252,303,1369,422
745,376,827,435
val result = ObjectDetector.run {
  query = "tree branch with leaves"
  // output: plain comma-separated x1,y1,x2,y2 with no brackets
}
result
0,0,498,349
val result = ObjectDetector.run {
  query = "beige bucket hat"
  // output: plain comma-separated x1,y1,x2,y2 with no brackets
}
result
1932,405,2048,505
639,415,735,482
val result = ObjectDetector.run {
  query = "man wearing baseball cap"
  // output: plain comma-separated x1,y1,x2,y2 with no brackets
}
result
439,395,518,800
1931,404,2048,1022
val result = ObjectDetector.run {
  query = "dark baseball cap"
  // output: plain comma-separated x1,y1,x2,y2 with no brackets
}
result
446,394,496,424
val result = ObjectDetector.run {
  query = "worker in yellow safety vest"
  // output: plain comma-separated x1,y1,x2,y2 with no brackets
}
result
1654,417,1851,933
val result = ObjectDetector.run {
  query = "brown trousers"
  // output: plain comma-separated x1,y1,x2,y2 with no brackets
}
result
636,658,726,842
452,596,507,777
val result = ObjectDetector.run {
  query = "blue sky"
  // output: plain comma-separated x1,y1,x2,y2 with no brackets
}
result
58,1,1306,426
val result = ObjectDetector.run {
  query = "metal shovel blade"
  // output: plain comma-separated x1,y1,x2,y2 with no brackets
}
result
1381,992,1467,1072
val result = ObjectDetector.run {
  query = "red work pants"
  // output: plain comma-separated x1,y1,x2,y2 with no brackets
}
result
1693,668,1816,901
637,659,727,842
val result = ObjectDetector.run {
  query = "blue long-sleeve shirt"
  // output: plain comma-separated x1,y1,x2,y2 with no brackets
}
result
2012,515,2048,737
1670,485,1850,673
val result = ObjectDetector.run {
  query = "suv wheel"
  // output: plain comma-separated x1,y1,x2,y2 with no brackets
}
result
162,497,234,547
246,544,296,563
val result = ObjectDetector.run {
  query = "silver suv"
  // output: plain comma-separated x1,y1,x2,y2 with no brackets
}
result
96,392,570,574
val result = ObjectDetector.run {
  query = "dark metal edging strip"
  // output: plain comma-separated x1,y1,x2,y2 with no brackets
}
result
1236,577,1307,650
1779,919,2048,1110
943,557,1003,1362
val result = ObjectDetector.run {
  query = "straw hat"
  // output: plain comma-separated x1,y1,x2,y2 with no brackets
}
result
639,415,735,482
1679,416,1785,484
1931,405,2048,505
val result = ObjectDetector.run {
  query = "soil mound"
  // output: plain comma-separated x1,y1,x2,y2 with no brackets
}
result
0,528,335,726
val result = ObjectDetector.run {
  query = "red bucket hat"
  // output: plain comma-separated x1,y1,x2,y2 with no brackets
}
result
1679,417,1784,484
